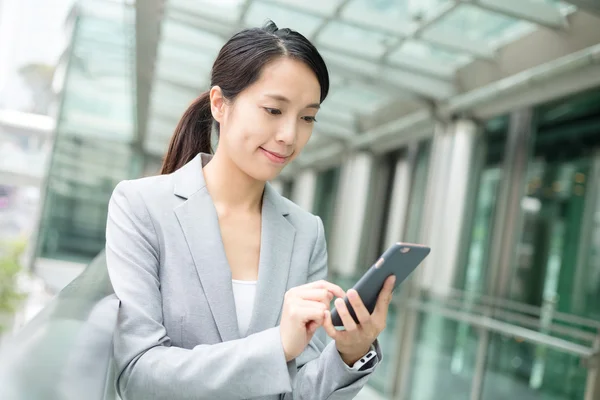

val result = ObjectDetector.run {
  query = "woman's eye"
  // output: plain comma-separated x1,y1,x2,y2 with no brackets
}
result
302,116,317,123
265,108,282,115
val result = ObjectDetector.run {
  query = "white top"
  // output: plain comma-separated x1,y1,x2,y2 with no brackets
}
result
231,279,257,337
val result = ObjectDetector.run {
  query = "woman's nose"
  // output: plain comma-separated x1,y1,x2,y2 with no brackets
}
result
275,121,297,145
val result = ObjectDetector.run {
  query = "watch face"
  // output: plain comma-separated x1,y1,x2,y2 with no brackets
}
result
353,351,377,371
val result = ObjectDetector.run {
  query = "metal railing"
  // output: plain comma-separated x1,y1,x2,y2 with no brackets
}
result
389,292,600,400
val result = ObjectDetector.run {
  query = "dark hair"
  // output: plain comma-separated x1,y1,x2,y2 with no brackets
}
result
160,20,330,175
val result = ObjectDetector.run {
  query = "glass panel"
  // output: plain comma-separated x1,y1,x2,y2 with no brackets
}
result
506,88,600,320
407,313,479,399
389,39,472,70
454,116,508,296
312,167,341,242
582,168,600,320
326,84,391,113
482,333,587,399
479,88,600,400
38,138,135,263
318,21,390,58
428,3,534,46
160,18,224,52
244,1,324,37
156,43,216,75
534,0,576,12
59,12,135,143
354,152,400,280
282,180,294,200
36,3,138,264
263,0,343,16
342,0,451,34
318,49,378,76
368,301,399,395
168,0,247,24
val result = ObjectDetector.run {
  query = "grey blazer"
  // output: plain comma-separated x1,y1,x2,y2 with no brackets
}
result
105,153,382,400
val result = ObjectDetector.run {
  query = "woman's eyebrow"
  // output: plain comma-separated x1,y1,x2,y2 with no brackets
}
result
265,93,320,109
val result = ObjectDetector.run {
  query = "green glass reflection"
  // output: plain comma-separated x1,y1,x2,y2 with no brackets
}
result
482,88,600,400
312,166,341,243
580,167,600,321
429,3,533,42
36,2,137,265
408,313,478,400
482,333,587,400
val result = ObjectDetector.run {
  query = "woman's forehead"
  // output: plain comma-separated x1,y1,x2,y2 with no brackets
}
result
249,58,321,103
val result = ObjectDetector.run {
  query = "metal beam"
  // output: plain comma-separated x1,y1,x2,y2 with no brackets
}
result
314,120,355,141
296,42,600,169
326,59,456,99
168,4,455,83
466,0,569,30
237,0,253,24
166,7,456,99
318,42,455,81
309,0,352,42
421,29,496,60
559,0,600,17
316,108,356,128
380,1,459,61
255,0,398,37
444,43,600,115
258,0,496,60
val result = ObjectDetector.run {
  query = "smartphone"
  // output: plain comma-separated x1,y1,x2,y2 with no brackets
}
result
330,242,431,327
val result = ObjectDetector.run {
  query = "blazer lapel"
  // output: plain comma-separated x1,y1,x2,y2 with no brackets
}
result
173,154,241,342
246,184,295,336
172,154,296,341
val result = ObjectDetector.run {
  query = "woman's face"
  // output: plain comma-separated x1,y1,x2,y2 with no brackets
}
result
210,57,321,182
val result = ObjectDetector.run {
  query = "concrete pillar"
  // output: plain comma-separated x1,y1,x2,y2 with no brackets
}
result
420,119,480,296
329,152,374,277
383,145,418,248
290,170,317,213
396,120,482,400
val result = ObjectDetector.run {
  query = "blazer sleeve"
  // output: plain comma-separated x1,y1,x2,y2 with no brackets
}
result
106,181,296,400
282,216,382,400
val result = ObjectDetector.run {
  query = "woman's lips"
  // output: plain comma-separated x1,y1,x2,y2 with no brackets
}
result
260,148,289,164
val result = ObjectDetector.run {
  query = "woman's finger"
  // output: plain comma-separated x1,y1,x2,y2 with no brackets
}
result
334,298,358,332
306,280,346,299
373,275,396,319
294,288,333,304
289,301,327,324
347,289,371,325
322,310,339,339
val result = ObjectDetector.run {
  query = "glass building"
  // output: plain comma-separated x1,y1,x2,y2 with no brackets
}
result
31,0,600,398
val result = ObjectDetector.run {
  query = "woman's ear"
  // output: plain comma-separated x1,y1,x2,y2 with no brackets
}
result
209,86,225,123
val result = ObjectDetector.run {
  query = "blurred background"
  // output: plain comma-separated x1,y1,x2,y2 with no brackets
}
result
0,0,599,399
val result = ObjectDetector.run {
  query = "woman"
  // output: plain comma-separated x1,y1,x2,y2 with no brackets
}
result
105,21,396,400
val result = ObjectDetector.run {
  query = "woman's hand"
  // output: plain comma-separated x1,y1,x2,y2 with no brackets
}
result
279,280,345,362
323,275,396,366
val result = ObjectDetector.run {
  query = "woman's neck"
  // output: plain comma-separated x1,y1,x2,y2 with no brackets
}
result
202,150,265,214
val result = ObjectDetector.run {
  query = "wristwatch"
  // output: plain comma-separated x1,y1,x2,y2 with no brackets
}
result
349,347,377,371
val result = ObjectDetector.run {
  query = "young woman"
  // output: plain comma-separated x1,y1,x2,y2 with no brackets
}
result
105,21,396,400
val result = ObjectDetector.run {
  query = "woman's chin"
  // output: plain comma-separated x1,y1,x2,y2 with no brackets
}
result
245,162,286,183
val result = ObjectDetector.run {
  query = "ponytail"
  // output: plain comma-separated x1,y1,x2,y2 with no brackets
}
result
160,91,213,175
